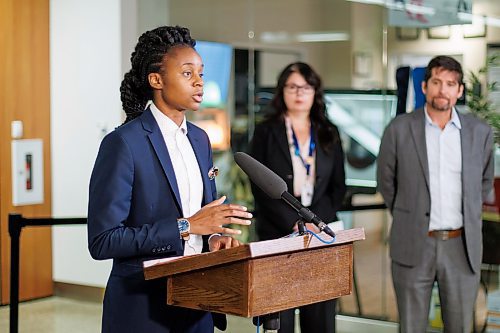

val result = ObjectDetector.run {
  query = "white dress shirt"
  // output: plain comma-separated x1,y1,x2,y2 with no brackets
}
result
151,103,203,255
424,106,463,231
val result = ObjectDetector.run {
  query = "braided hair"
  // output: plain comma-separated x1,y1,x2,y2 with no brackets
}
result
120,26,196,124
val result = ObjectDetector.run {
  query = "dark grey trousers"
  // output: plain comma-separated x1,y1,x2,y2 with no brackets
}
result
391,234,480,333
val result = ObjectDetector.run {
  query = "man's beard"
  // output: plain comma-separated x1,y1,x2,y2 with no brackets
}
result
430,97,451,111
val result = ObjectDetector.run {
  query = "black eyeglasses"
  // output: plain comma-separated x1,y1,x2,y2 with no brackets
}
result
284,84,314,95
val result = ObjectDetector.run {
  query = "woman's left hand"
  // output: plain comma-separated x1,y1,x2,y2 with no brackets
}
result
209,235,241,252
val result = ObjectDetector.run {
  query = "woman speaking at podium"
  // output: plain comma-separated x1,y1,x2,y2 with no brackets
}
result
87,25,251,333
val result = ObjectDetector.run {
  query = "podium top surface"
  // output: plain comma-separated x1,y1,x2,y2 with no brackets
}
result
143,227,365,280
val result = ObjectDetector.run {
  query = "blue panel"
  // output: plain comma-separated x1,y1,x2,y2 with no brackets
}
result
412,67,426,110
195,41,233,108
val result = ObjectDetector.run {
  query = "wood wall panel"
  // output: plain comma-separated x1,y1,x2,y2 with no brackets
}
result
0,0,53,304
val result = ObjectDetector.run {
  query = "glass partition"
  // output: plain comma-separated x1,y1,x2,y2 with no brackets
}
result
325,90,397,191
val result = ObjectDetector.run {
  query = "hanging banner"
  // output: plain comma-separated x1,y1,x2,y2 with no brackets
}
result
388,0,472,27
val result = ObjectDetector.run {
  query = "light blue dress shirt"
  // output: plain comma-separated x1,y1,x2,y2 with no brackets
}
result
424,106,463,231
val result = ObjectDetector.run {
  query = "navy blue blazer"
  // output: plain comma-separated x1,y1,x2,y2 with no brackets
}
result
88,108,225,333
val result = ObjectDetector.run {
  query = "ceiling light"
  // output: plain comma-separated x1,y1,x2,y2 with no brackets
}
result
260,31,350,43
295,32,350,43
260,31,290,43
458,12,500,28
346,0,384,5
485,16,500,28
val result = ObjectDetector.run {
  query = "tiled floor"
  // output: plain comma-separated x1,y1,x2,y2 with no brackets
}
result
1,296,398,333
0,297,277,333
0,294,491,333
0,297,102,333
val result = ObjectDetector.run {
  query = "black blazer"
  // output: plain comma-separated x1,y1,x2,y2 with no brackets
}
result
249,118,346,240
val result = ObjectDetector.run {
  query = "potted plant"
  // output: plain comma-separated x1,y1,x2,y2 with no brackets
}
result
467,54,500,221
466,53,500,144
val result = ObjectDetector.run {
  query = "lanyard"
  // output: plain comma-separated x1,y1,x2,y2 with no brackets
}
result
291,125,315,176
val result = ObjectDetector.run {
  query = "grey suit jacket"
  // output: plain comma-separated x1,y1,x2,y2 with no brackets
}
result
377,108,494,273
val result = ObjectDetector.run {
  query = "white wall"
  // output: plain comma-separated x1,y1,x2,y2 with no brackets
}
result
50,0,123,287
50,0,169,288
351,3,385,89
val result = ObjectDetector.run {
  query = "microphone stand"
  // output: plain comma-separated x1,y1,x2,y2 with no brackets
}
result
297,218,307,236
281,191,336,238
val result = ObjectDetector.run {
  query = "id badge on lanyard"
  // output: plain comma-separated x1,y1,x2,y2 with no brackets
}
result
301,181,314,207
291,126,315,207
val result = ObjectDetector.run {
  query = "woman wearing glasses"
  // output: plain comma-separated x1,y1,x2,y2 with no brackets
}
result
249,62,346,333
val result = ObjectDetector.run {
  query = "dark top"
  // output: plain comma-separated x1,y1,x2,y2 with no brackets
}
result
249,118,346,240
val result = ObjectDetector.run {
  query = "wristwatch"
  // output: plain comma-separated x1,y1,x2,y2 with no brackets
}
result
177,218,190,240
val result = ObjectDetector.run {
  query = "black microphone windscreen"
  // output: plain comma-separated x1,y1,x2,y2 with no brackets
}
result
234,152,287,199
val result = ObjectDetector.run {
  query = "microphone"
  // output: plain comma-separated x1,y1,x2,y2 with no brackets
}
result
234,152,335,238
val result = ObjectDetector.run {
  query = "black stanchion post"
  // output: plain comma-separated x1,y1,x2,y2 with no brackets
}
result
9,213,23,333
5,214,86,333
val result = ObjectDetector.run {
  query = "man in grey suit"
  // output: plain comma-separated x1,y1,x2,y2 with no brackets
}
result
377,55,494,332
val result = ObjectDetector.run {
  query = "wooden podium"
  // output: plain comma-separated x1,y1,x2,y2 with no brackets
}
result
143,228,365,318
